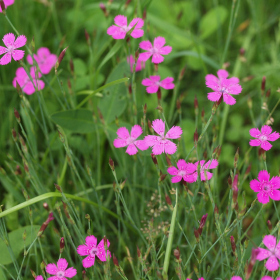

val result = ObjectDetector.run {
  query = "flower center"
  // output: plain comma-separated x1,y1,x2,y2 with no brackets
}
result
178,170,186,177
57,271,64,278
259,135,268,141
151,48,159,54
263,184,270,191
90,247,98,257
7,45,15,53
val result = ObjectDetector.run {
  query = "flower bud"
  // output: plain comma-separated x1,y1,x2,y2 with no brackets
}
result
109,157,115,171
14,108,21,122
230,236,236,255
165,154,172,167
234,147,239,168
11,128,17,142
151,153,158,165
54,183,62,193
261,76,266,92
179,67,186,81
194,128,198,145
60,237,65,253
38,212,54,237
113,254,119,266
55,47,68,73
85,29,90,46
43,203,49,211
157,88,161,103
0,0,6,15
174,247,180,260
267,220,272,231
198,214,208,235
69,59,74,76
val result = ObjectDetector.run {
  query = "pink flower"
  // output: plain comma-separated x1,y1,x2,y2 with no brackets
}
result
205,69,242,105
142,75,175,94
27,47,57,74
231,277,242,280
107,15,144,39
12,67,45,95
0,33,27,65
167,159,196,183
139,36,172,64
127,55,145,72
35,276,43,280
113,125,149,155
250,170,280,204
0,0,14,12
256,235,280,271
46,258,77,279
193,160,219,181
144,119,182,155
249,125,279,151
262,277,280,280
77,235,111,268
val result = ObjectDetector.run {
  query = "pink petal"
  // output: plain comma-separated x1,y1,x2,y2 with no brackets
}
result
261,141,272,151
12,50,25,61
12,77,24,88
107,26,126,39
186,163,197,174
14,35,27,48
153,36,166,49
171,175,182,183
57,258,68,271
144,135,160,146
64,267,77,278
134,140,149,151
149,75,161,82
263,235,277,250
47,277,59,280
113,139,128,148
15,67,27,78
126,143,138,155
228,84,242,95
256,248,271,261
135,59,144,72
36,80,45,91
138,52,152,62
152,142,165,155
261,125,272,135
142,78,154,86
249,128,261,138
165,126,182,139
77,244,89,256
146,85,159,94
228,77,239,84
207,92,222,102
130,124,142,139
201,171,213,181
30,66,42,78
116,127,130,139
37,47,51,57
269,177,280,189
26,54,33,65
266,256,279,271
97,239,110,261
35,276,44,280
139,40,153,50
2,33,15,47
129,18,144,29
269,190,280,201
258,170,270,182
249,139,261,147
24,81,36,95
167,166,178,176
206,80,219,91
223,93,236,105
131,29,144,38
183,174,196,183
268,132,280,141
82,255,95,268
86,235,97,247
164,140,177,154
0,46,7,55
261,277,273,280
151,53,164,64
114,15,127,27
257,191,270,204
204,159,218,169
152,119,165,136
250,179,261,192
160,77,174,90
205,74,219,84
159,46,172,55
46,263,58,275
177,159,188,170
231,277,242,280
217,69,229,79
0,52,12,65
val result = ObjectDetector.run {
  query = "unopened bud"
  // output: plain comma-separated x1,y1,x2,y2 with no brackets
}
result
159,170,167,182
69,59,74,76
143,103,147,115
267,220,272,231
176,99,181,112
201,108,205,121
11,128,17,142
266,88,271,98
245,164,251,176
97,108,105,125
135,50,139,60
230,236,236,254
261,76,266,92
30,269,36,278
148,119,152,132
137,246,141,258
198,214,208,235
165,154,172,167
157,88,161,103
214,204,219,215
60,237,65,253
179,67,186,81
120,179,127,190
194,128,198,145
109,157,114,171
43,203,49,211
194,228,200,242
55,47,68,73
239,48,245,56
165,195,172,206
194,96,198,111
82,270,89,280
113,254,119,266
228,176,232,187
85,29,90,45
14,108,21,122
151,153,158,165
0,0,6,15
174,247,180,260
125,0,132,9
38,212,54,237
54,183,62,192
143,9,147,20
154,63,158,72
23,230,27,242
232,174,239,206
234,147,239,168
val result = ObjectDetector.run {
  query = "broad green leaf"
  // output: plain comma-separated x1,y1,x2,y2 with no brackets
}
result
51,109,95,133
0,225,40,265
99,61,130,123
4,194,19,231
199,6,228,39
186,45,206,70
73,58,87,76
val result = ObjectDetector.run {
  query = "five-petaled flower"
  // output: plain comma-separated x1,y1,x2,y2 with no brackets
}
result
0,33,27,65
27,47,57,74
167,159,196,183
250,170,280,204
142,75,175,94
127,55,145,72
107,15,144,39
145,119,182,155
0,0,14,12
139,36,172,64
249,125,279,151
205,69,242,105
193,160,219,181
46,258,77,279
113,125,149,155
77,235,111,268
256,235,280,271
12,67,45,95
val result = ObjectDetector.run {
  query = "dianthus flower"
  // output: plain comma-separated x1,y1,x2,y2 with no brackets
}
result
144,119,182,155
142,75,175,94
193,159,218,181
77,235,111,268
12,67,45,95
167,159,196,183
0,0,14,12
139,36,172,64
262,277,280,280
35,276,43,280
46,258,77,279
113,125,149,155
107,15,144,39
205,69,242,105
250,170,280,204
249,125,279,151
27,47,57,74
256,235,280,271
0,33,27,65
127,55,145,72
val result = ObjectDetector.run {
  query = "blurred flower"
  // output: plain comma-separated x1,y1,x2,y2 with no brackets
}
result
35,276,43,280
127,55,144,72
167,159,196,183
193,159,218,181
139,36,172,64
261,277,280,280
12,67,45,95
27,47,57,74
0,33,26,65
46,258,77,279
107,15,144,39
250,170,280,204
142,75,174,94
231,277,242,280
145,119,182,155
256,235,280,271
0,0,14,12
205,69,242,105
113,125,149,155
77,235,111,268
249,125,279,151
